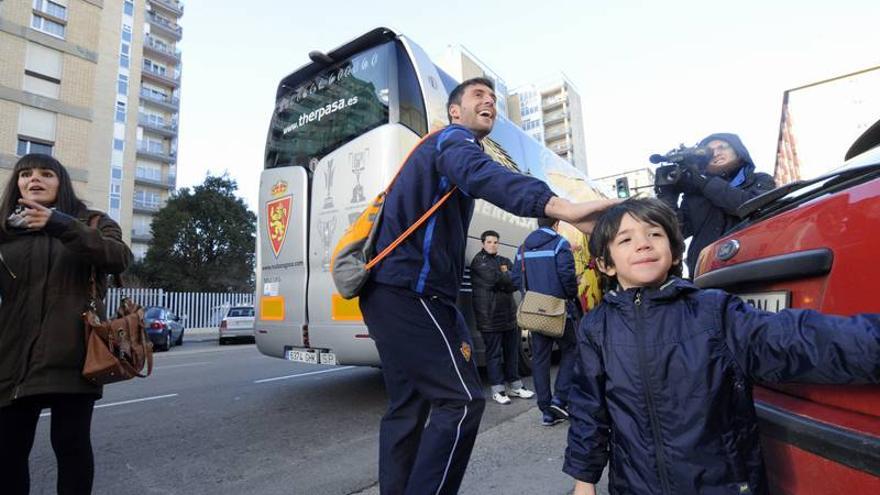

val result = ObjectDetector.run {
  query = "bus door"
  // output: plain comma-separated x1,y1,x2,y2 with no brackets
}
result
255,166,309,358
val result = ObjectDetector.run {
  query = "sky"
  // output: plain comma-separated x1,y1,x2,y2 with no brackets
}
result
174,0,880,210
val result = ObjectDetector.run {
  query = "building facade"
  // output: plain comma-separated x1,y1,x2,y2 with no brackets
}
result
437,45,510,119
0,0,183,259
509,76,588,176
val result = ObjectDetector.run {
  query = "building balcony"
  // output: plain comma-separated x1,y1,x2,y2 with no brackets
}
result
551,143,572,155
148,0,184,16
543,127,568,142
136,144,177,164
543,111,567,126
134,174,175,190
147,12,182,40
142,64,181,88
138,114,178,137
131,230,154,243
139,89,180,111
133,201,162,214
143,35,181,62
542,96,564,110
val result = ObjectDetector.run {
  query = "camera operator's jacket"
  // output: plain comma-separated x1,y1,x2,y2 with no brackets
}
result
661,133,775,276
563,277,880,495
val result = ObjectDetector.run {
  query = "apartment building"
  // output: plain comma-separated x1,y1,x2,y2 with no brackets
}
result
509,76,588,176
0,0,183,259
437,45,510,119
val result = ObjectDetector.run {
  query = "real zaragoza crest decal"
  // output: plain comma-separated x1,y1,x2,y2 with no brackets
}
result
266,196,292,258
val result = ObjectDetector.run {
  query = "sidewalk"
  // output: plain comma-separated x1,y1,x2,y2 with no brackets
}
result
182,326,220,342
352,406,609,495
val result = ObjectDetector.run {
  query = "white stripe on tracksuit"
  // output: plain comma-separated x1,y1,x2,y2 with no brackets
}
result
419,298,473,495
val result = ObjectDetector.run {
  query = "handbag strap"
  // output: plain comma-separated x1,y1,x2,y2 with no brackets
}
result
363,129,456,271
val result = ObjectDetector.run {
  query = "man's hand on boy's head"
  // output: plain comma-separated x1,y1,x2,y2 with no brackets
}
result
545,197,620,235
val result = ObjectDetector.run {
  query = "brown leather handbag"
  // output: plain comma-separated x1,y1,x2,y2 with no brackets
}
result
515,246,567,338
81,217,152,385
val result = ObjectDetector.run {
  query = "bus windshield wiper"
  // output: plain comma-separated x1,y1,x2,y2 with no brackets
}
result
736,163,880,218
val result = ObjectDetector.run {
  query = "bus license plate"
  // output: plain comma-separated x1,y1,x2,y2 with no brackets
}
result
319,351,337,365
737,291,790,313
285,349,319,364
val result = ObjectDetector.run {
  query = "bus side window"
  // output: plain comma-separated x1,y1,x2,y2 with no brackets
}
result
396,44,428,137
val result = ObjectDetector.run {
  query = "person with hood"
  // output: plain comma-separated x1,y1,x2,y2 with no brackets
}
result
655,132,775,277
511,217,580,426
0,154,132,494
469,230,534,405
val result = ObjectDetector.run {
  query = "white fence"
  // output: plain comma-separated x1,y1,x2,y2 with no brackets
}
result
106,288,254,328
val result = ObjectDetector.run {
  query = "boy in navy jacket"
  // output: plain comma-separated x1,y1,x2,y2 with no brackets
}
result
564,198,880,495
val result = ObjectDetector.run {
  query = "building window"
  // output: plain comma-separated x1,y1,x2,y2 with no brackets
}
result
122,25,132,43
23,42,62,99
115,102,126,123
17,137,54,156
117,74,128,95
123,1,134,16
31,0,67,38
112,167,123,179
113,138,125,151
143,59,167,76
110,197,121,209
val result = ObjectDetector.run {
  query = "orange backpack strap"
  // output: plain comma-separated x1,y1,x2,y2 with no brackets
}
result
363,128,455,270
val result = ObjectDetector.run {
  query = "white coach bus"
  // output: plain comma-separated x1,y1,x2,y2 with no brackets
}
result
256,27,603,370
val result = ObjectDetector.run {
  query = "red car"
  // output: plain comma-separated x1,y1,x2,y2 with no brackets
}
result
694,121,880,494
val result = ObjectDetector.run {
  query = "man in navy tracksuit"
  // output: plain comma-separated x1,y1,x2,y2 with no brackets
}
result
511,218,580,426
359,77,614,495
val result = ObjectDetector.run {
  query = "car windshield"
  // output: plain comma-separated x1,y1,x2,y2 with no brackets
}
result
145,308,163,319
228,307,254,317
732,163,880,230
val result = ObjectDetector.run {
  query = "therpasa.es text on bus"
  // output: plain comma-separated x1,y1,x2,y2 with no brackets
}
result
255,27,603,369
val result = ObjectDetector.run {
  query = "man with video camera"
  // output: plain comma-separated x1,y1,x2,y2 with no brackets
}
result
655,132,776,277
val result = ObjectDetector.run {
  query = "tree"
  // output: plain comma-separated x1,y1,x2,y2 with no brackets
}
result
136,174,256,292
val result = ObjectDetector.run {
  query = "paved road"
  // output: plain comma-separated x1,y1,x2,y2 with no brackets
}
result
28,340,607,494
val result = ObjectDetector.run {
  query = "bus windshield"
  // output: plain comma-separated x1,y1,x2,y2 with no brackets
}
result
265,42,395,169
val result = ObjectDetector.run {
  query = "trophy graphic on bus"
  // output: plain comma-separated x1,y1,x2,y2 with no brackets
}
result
323,160,335,209
350,150,368,204
317,216,337,272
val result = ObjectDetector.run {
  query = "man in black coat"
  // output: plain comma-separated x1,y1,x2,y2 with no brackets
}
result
470,230,534,405
656,132,776,277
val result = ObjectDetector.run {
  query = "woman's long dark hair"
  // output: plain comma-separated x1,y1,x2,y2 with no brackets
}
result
0,154,87,232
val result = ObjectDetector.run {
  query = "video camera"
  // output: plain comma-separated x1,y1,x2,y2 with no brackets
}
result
650,144,710,187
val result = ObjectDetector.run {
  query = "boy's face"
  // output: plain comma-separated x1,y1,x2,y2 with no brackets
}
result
599,213,676,290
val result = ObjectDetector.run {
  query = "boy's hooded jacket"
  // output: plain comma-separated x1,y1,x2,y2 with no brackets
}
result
563,278,880,495
660,133,775,276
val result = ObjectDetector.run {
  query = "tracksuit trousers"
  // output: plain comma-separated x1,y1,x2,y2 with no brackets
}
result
531,318,577,412
360,283,486,495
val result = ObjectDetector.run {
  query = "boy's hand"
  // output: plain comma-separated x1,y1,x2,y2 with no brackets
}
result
17,199,53,230
573,480,596,495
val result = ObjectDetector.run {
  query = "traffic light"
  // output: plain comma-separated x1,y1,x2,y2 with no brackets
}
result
615,177,630,198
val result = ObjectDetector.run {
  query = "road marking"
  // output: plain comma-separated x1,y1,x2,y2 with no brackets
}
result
254,366,356,384
159,361,210,370
39,394,179,418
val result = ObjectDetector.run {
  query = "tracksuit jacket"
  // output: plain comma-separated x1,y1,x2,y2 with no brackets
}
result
371,124,555,301
563,277,880,495
510,227,579,317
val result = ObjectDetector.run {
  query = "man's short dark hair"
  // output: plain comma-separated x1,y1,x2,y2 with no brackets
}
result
480,230,500,242
537,217,557,229
447,77,495,122
588,198,686,290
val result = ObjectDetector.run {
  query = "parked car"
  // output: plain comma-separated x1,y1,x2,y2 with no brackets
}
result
144,306,186,352
219,306,255,345
693,120,880,494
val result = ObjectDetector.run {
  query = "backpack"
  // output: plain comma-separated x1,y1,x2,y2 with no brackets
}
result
331,130,454,299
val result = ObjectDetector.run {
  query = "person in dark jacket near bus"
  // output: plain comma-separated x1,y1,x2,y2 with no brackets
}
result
469,230,534,405
359,77,615,495
511,217,580,427
656,132,775,277
564,198,880,495
0,154,132,495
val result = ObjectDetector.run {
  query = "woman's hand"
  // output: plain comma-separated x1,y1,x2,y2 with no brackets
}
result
17,198,53,230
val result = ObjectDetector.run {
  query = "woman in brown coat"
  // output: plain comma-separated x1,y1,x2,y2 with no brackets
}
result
0,154,132,494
